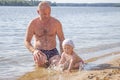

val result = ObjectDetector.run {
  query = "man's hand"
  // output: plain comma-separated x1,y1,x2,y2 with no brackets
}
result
33,50,48,66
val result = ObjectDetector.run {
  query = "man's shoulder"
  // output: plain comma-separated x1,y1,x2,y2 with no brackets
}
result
28,17,39,28
30,17,39,24
51,17,61,23
31,17,39,23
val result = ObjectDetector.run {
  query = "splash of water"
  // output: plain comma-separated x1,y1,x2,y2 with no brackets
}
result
48,64,64,72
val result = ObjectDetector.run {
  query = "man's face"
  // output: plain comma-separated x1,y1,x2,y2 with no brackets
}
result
38,6,51,21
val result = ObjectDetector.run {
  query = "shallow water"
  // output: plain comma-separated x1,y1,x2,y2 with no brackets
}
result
0,6,120,80
18,54,120,80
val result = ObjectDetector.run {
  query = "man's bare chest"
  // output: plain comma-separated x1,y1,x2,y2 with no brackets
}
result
35,24,56,37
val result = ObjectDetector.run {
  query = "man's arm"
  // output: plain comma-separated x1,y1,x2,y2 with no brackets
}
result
24,20,48,66
24,21,35,53
56,21,65,54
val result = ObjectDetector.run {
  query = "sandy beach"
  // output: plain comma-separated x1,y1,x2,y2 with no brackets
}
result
18,51,120,80
78,54,120,80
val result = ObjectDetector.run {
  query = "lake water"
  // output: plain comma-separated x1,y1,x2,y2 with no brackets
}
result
0,6,120,80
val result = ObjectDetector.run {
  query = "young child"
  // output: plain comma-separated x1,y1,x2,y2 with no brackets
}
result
58,39,84,72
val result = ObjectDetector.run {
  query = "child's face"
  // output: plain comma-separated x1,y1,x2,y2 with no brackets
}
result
63,44,73,54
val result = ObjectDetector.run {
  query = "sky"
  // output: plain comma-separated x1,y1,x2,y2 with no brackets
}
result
41,0,120,3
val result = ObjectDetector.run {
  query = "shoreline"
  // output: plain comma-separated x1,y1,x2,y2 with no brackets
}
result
78,55,120,80
18,52,120,80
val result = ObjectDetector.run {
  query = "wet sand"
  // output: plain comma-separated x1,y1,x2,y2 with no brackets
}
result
18,52,120,80
78,55,120,80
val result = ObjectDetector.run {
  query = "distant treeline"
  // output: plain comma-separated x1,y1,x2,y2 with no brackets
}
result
0,0,41,6
0,0,120,7
57,3,120,7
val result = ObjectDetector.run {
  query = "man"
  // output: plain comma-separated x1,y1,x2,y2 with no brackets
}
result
24,1,65,67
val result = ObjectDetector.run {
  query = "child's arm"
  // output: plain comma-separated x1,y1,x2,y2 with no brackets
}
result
67,54,80,72
58,53,65,64
67,59,74,72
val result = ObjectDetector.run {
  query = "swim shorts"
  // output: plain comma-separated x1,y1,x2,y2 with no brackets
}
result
37,48,59,60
